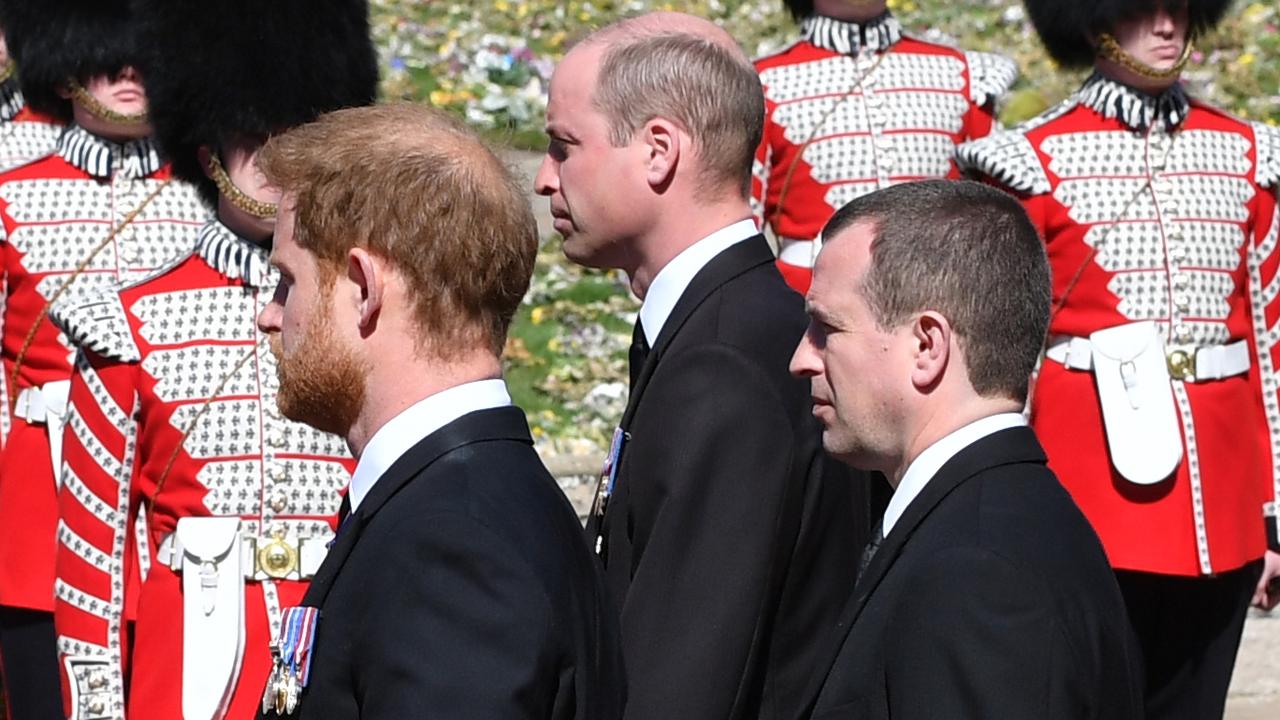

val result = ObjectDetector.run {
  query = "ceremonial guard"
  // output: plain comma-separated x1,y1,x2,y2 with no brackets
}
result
0,2,208,717
753,0,1017,292
958,1,1280,717
0,25,62,173
50,1,377,718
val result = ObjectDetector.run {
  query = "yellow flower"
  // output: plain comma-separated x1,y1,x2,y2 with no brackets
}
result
429,90,455,106
531,306,546,324
495,0,509,11
1243,3,1270,23
1236,52,1256,67
548,337,561,352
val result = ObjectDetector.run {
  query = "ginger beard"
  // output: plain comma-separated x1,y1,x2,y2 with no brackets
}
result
268,279,366,437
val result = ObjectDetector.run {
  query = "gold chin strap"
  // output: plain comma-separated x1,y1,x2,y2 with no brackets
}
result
0,63,14,84
66,78,148,125
1096,33,1193,80
209,153,278,219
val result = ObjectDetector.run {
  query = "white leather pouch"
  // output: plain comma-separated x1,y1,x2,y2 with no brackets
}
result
42,380,71,489
1089,321,1183,485
176,516,246,720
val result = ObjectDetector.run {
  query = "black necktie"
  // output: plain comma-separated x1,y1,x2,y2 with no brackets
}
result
337,493,351,524
857,520,884,583
629,319,650,390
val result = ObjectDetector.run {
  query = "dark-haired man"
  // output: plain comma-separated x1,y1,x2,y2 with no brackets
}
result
795,179,1142,719
959,2,1280,716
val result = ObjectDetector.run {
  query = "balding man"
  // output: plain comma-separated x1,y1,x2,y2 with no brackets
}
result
254,103,624,720
536,13,870,720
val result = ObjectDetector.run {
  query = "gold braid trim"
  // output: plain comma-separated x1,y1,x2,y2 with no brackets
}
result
1096,34,1192,81
66,79,148,125
0,64,13,85
8,180,171,400
209,153,277,219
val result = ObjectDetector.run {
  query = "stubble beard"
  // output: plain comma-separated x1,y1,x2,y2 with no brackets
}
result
269,313,367,438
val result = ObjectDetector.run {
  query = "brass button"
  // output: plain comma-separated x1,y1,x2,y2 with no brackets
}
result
1168,349,1195,380
257,537,298,579
270,492,288,513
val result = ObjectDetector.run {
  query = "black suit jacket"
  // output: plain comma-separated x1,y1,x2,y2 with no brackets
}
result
266,407,624,720
809,426,1143,720
587,236,878,720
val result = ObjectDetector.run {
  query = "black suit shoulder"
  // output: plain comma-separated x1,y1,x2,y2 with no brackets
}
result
300,426,623,720
813,430,1141,720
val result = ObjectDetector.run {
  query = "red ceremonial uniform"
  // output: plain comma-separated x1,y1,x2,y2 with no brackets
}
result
753,12,1016,293
52,220,355,720
959,74,1280,577
0,125,208,614
0,78,63,173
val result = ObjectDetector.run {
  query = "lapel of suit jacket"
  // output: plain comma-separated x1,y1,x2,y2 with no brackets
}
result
812,427,1047,695
620,234,775,428
300,406,534,608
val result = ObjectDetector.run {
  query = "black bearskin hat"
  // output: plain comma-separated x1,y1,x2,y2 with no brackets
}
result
1025,0,1234,68
133,0,379,205
783,0,815,21
1,0,140,121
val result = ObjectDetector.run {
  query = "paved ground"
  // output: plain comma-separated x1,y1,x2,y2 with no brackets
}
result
1227,609,1280,718
510,149,1280,717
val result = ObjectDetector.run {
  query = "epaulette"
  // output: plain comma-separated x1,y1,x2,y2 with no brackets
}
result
956,130,1048,195
964,51,1019,108
50,286,141,363
955,97,1081,195
1252,121,1280,189
48,243,200,362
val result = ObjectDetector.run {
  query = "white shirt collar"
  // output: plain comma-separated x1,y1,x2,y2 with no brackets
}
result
882,412,1027,537
348,378,512,513
638,218,757,346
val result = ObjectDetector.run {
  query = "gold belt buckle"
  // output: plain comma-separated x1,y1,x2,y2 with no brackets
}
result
1167,348,1196,381
256,529,298,579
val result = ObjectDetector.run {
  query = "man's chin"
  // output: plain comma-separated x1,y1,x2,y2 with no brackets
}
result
278,394,351,437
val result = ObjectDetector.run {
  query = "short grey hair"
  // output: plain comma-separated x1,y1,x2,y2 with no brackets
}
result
589,30,764,199
823,180,1051,402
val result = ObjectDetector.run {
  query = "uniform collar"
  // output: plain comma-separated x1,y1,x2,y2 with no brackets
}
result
1078,72,1191,134
55,123,162,180
0,76,22,122
801,11,902,55
196,218,274,288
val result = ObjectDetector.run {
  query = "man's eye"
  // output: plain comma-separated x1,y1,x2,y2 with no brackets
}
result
547,137,569,162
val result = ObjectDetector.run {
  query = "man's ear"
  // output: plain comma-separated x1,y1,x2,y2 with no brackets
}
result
910,311,951,391
641,118,681,191
347,248,383,334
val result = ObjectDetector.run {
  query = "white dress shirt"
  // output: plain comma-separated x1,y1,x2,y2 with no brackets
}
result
638,218,758,345
881,412,1028,537
347,379,512,513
